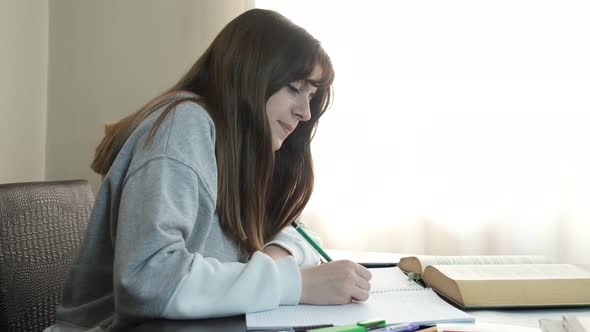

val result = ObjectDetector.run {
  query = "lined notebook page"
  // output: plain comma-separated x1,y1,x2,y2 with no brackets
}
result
370,266,424,292
246,268,473,329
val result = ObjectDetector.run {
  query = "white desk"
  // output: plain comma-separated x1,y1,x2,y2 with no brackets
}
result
468,307,590,328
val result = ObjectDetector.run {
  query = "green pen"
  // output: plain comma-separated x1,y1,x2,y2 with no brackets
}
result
291,222,332,262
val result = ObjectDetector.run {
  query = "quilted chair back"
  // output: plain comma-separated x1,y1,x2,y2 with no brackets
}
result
0,180,94,331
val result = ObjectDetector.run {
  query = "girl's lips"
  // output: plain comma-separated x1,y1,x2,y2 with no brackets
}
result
278,121,294,135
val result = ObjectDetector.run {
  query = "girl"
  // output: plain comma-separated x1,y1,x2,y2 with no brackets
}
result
47,8,371,332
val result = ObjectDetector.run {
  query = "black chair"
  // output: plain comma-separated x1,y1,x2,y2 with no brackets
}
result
0,180,94,332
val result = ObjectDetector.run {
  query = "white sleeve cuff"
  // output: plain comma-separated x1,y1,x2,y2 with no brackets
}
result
162,252,301,319
274,254,302,305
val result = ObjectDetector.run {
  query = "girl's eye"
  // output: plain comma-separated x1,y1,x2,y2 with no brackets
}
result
287,84,300,94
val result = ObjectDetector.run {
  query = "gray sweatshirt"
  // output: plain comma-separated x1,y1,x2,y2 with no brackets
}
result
49,97,321,332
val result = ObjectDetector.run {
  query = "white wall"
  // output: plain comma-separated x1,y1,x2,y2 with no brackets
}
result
46,0,251,191
0,0,48,183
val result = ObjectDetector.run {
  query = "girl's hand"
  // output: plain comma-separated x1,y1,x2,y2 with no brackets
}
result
263,244,291,260
299,260,372,305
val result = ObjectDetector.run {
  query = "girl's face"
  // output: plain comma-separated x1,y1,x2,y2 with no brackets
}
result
265,65,321,151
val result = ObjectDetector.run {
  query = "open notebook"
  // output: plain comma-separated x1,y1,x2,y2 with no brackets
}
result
246,267,473,330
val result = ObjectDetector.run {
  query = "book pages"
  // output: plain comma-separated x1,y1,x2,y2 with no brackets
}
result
431,264,590,281
415,255,546,273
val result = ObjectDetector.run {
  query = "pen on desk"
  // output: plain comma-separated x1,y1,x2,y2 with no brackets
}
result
373,322,420,332
291,222,333,262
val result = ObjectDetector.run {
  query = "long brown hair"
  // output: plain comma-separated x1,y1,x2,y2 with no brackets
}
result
91,9,334,256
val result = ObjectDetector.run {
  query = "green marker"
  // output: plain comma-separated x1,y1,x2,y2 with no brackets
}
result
291,222,333,262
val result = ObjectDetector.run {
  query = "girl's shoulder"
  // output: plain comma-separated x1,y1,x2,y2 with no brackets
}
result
126,94,218,182
168,97,215,137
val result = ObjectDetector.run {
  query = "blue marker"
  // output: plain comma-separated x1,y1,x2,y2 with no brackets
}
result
373,322,420,332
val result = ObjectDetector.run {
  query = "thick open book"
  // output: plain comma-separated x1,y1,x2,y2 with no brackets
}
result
398,255,590,308
246,267,473,330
